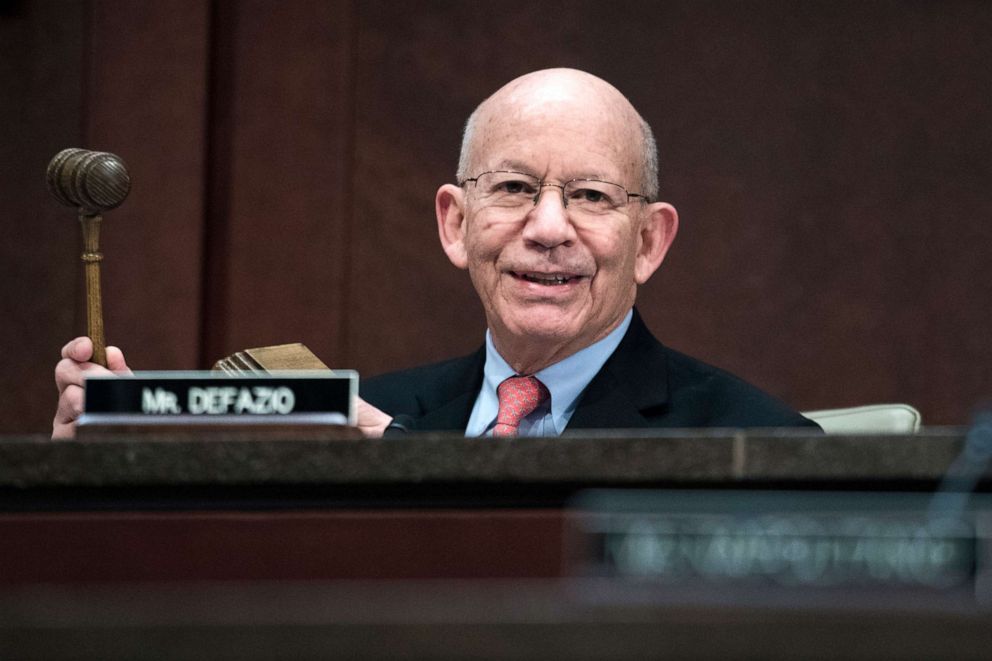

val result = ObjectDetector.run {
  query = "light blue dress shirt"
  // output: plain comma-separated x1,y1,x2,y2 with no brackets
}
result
465,309,633,437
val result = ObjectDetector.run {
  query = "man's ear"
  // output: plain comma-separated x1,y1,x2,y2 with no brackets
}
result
634,202,679,284
436,184,469,269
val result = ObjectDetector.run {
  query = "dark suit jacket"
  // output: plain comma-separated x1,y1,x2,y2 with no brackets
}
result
361,310,818,432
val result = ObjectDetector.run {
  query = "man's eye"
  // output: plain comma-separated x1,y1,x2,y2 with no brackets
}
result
496,180,534,195
572,188,610,204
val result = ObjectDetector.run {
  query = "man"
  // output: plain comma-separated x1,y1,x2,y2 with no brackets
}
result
54,68,816,439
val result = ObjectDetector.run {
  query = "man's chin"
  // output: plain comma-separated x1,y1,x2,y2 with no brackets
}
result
498,306,583,342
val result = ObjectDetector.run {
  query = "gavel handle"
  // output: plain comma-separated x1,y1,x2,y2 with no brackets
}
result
80,214,107,367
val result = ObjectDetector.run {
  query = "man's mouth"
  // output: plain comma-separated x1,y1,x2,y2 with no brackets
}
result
510,271,583,286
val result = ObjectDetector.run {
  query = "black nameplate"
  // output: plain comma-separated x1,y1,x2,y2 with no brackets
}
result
80,371,356,426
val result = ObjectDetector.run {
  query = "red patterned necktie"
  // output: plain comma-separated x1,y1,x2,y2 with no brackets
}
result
493,376,550,437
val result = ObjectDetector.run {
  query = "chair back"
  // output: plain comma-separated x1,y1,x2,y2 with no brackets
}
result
801,404,922,433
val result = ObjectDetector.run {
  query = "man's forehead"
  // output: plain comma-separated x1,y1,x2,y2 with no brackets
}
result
486,158,618,183
480,86,628,131
473,106,636,180
463,69,646,184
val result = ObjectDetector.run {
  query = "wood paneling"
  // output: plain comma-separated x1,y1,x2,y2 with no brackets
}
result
85,0,210,373
0,0,85,433
201,0,354,368
634,1,992,423
0,510,564,583
2,0,989,431
646,2,992,423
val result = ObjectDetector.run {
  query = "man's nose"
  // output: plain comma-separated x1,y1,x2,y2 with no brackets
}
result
522,184,576,248
532,182,568,209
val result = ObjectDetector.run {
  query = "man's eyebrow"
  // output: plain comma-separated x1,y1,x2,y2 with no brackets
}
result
493,160,536,173
491,160,617,183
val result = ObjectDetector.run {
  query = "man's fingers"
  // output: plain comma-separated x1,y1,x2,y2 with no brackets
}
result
54,357,83,391
53,383,84,440
61,336,93,362
55,356,114,391
56,341,131,392
54,338,129,441
52,419,77,440
355,397,392,438
54,384,85,426
60,338,130,373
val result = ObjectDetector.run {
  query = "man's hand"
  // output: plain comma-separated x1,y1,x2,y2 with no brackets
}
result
355,397,393,438
53,336,131,439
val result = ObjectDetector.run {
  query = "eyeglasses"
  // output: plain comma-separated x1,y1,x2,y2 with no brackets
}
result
459,170,648,216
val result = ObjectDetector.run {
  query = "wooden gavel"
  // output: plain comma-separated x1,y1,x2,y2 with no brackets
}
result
46,148,130,367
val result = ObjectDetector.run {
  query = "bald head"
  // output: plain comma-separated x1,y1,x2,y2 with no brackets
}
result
457,69,659,200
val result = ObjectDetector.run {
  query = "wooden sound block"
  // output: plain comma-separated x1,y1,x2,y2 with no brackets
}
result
213,343,331,373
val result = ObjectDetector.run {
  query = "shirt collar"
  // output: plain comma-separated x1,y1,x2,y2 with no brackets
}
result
480,309,633,434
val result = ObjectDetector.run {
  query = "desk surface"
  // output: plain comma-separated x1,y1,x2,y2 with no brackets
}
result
0,429,971,506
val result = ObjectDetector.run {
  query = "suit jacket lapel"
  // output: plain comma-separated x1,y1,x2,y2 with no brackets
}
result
414,390,478,431
565,366,652,429
566,309,671,430
411,348,485,431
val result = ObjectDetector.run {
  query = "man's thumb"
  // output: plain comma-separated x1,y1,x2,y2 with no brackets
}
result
105,346,132,374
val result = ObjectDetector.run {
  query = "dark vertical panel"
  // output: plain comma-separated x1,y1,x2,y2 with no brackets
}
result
199,0,237,368
348,0,991,424
0,0,85,432
202,0,353,367
85,0,210,370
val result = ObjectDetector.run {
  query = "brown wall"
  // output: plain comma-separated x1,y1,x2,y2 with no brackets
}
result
3,0,990,432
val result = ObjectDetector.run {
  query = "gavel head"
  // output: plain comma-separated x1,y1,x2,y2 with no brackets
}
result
46,148,131,214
